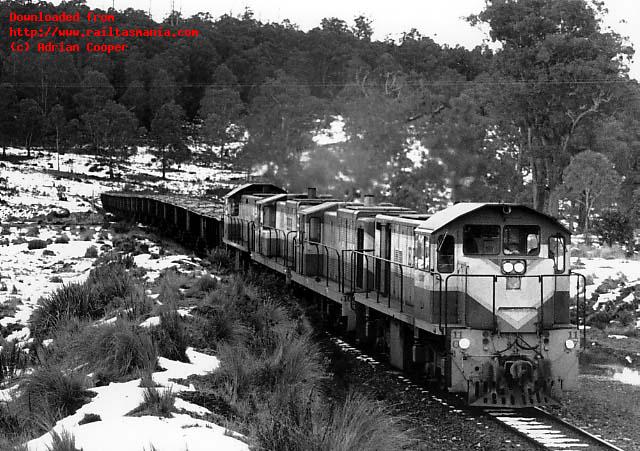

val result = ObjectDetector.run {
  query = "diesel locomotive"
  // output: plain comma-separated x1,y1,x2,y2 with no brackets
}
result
102,183,586,407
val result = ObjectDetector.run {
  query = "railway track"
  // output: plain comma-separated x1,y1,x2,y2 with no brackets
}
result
483,407,627,450
328,336,626,451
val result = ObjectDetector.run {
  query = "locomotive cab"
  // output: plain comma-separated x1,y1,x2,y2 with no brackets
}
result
414,203,581,406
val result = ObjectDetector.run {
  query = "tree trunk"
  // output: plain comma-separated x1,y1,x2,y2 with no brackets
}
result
449,169,459,203
162,150,166,179
56,128,60,172
584,190,591,245
531,157,547,212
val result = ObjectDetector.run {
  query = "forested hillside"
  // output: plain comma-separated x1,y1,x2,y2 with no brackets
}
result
2,0,640,243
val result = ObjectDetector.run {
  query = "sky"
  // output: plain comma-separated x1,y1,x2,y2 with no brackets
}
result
65,0,640,80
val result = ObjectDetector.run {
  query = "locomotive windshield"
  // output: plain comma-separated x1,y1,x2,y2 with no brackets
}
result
463,225,500,255
503,225,540,255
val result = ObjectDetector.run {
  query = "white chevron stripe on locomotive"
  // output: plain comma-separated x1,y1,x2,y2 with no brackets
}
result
497,307,538,330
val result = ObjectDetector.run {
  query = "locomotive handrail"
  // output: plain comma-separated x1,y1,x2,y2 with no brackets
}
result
443,273,587,337
347,250,408,313
349,251,373,298
303,240,341,287
249,221,256,252
274,229,286,264
286,231,297,269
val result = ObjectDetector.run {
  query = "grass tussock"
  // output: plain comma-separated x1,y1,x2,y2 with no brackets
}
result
83,321,157,382
207,248,232,272
151,310,189,363
185,271,410,450
86,262,133,303
21,366,92,419
186,273,218,296
118,284,154,322
127,387,175,418
0,340,29,384
156,270,185,306
46,429,82,451
29,283,100,340
45,319,158,383
320,391,409,451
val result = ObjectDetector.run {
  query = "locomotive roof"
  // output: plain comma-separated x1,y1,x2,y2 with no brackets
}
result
299,201,355,216
223,183,285,200
415,203,571,235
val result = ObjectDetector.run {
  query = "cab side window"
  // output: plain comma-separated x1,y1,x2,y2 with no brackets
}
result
414,235,430,270
437,234,455,273
548,235,566,273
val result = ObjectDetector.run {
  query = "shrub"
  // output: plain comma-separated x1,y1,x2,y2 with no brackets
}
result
152,310,189,362
93,251,135,269
83,321,157,382
588,310,614,329
46,429,82,451
29,283,100,339
112,236,138,254
54,235,70,244
84,246,98,258
21,366,92,418
594,208,634,247
616,309,635,327
79,229,94,241
127,387,175,418
27,239,48,250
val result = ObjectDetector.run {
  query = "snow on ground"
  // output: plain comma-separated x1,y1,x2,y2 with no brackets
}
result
26,348,249,451
571,256,640,305
0,224,106,341
1,149,250,449
0,146,245,222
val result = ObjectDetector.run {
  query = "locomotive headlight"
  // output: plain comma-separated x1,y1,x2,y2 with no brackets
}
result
565,339,576,350
513,261,526,274
459,338,471,350
502,261,514,273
